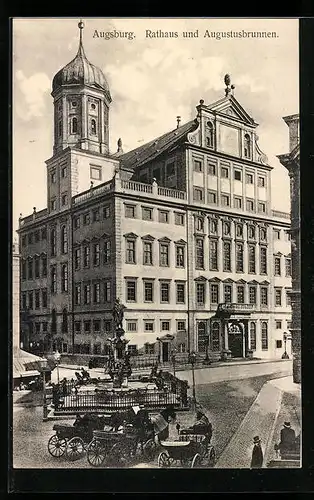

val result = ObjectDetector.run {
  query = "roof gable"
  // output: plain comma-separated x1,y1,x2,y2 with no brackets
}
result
206,95,257,127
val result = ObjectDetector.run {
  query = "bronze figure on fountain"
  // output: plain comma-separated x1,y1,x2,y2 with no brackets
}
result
107,298,131,387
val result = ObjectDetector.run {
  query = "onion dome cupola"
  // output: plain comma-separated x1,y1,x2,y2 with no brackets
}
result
51,20,111,155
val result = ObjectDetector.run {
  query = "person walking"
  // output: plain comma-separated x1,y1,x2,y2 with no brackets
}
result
251,436,263,468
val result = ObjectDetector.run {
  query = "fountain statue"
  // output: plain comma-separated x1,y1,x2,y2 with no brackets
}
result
107,299,131,387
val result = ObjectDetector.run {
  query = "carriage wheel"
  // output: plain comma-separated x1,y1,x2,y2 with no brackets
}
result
87,439,106,467
66,437,85,461
142,439,157,461
191,453,202,468
107,441,132,467
48,434,67,458
208,447,216,467
158,452,171,468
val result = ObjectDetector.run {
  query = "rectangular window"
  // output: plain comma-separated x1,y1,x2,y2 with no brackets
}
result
35,323,40,335
159,243,169,267
126,280,136,302
61,193,68,206
223,241,231,272
234,170,242,181
210,284,219,304
83,213,90,225
126,321,138,333
236,243,244,272
176,282,185,304
276,340,282,349
196,283,205,305
221,167,229,178
158,210,169,223
21,260,27,280
176,246,185,268
42,289,47,308
143,241,153,265
221,194,230,207
93,283,100,304
166,162,175,177
74,321,81,334
248,226,256,239
74,284,81,305
209,239,218,270
50,199,56,211
275,289,282,306
234,197,242,209
93,243,100,266
142,207,153,220
61,166,67,178
144,321,154,332
248,245,256,273
258,176,266,187
35,290,40,309
126,239,136,264
285,258,292,277
174,212,185,225
42,322,48,333
160,282,170,303
260,247,267,274
249,286,257,305
93,209,100,222
103,321,111,334
224,284,232,304
74,248,81,270
261,287,268,306
287,321,292,329
41,255,47,277
161,321,170,331
195,238,204,269
276,320,282,329
246,199,254,212
125,204,136,218
195,217,204,232
28,291,33,310
90,166,102,180
246,173,254,184
28,259,33,280
50,266,57,294
258,202,266,213
103,240,111,264
250,323,256,350
209,220,218,235
237,285,245,304
273,229,281,240
261,324,268,350
104,281,111,303
286,290,292,306
84,321,91,333
193,187,204,202
83,246,90,268
74,216,80,230
34,256,40,279
177,321,186,331
83,284,91,304
207,191,217,204
144,281,154,302
51,172,56,183
208,163,216,176
274,257,281,276
194,159,203,172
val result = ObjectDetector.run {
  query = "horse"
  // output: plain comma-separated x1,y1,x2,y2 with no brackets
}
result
73,413,106,441
150,406,177,442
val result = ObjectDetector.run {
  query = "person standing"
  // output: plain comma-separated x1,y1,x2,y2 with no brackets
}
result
277,421,296,456
251,436,263,468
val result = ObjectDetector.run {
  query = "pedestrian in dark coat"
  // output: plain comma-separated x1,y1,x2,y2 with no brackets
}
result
251,436,263,468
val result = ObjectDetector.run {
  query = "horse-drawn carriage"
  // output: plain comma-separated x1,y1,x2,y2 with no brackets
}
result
157,425,216,468
47,414,105,461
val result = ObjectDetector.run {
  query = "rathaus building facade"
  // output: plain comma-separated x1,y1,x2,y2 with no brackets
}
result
18,23,292,363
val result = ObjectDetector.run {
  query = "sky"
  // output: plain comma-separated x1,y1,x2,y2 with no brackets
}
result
12,18,299,236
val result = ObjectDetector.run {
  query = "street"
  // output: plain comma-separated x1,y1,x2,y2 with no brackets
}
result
13,360,292,469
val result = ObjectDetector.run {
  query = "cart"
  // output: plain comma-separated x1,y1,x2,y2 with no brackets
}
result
157,431,216,468
47,414,106,461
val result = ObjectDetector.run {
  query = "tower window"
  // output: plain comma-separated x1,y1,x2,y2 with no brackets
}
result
244,134,251,158
71,117,78,134
91,119,97,135
206,121,214,149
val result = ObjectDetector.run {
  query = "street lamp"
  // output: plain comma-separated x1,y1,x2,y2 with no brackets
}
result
281,333,290,359
40,357,48,421
188,351,197,410
54,350,61,384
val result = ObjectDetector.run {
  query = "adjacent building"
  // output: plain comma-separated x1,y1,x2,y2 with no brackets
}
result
17,22,292,363
277,114,300,383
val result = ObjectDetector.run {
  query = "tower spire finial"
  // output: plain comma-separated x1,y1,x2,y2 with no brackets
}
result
78,19,85,55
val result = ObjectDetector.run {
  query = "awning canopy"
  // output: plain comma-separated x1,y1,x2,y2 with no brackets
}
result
12,348,47,379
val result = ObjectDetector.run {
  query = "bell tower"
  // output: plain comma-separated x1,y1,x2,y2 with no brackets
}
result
51,20,111,156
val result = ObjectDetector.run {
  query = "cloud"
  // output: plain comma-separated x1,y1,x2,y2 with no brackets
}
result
15,70,50,120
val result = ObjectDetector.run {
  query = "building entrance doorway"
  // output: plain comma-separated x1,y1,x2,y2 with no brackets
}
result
228,322,244,357
162,342,170,362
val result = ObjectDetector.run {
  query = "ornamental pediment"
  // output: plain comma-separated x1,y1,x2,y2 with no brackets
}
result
248,280,259,285
175,239,187,245
158,236,171,243
236,279,246,284
195,276,207,282
208,277,221,282
260,280,270,285
124,232,138,239
207,95,257,127
141,234,155,241
223,278,234,283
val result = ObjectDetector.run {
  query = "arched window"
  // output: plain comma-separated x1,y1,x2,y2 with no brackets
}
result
51,309,57,334
197,321,207,352
71,117,78,134
61,226,68,254
61,264,68,293
206,121,214,149
261,322,268,350
211,321,220,351
244,134,251,158
62,308,68,333
50,228,56,257
91,119,97,135
250,322,256,350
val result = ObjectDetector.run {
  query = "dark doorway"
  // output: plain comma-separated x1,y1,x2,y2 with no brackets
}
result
162,342,169,362
228,322,244,357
